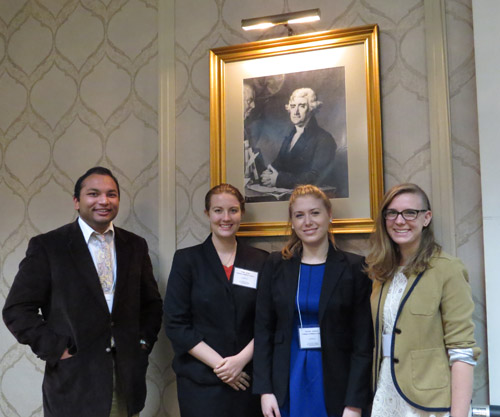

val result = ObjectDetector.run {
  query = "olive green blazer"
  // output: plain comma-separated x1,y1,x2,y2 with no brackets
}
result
371,252,480,411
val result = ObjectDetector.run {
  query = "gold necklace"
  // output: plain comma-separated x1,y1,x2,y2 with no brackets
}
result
221,244,237,266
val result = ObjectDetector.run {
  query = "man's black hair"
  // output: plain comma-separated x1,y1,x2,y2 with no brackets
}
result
73,167,120,200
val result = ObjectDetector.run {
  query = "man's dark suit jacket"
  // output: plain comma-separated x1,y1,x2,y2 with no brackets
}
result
2,220,163,417
253,245,373,416
272,116,337,189
164,235,268,386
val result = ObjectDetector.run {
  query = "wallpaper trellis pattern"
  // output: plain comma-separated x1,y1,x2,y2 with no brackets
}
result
0,0,487,416
0,0,163,416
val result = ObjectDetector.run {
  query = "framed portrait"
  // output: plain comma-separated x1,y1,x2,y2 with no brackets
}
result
210,24,383,236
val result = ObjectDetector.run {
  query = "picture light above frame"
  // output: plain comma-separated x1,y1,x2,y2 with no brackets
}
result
241,8,321,35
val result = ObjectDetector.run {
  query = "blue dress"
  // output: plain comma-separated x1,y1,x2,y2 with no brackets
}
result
280,263,339,417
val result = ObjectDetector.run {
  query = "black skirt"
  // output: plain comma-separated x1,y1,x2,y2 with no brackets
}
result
176,376,261,417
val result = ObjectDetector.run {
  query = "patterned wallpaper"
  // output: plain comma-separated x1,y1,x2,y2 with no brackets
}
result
0,0,163,415
0,0,487,416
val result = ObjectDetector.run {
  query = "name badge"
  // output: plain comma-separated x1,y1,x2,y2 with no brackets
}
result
232,267,258,289
298,326,321,349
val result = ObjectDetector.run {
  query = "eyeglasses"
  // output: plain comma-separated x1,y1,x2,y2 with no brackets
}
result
383,209,428,221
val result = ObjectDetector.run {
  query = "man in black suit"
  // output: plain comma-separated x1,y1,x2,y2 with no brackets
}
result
261,87,337,189
3,167,163,417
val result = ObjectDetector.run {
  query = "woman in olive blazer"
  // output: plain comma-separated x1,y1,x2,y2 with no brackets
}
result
371,252,480,411
164,184,268,417
365,183,480,417
253,185,373,417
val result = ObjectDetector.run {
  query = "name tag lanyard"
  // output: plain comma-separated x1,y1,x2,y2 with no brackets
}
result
296,267,322,349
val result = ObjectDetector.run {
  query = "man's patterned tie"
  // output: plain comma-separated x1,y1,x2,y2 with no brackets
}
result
94,232,113,293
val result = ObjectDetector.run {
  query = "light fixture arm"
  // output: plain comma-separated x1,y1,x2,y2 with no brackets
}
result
241,8,320,32
284,23,294,36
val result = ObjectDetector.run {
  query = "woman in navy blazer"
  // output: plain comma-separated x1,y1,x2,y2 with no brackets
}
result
164,184,268,417
253,185,373,417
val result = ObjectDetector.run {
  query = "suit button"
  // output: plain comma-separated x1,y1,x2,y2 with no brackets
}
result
106,347,111,353
110,321,115,327
393,358,399,364
394,328,401,334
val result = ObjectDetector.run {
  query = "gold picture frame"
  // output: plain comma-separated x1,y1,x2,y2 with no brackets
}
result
210,24,383,236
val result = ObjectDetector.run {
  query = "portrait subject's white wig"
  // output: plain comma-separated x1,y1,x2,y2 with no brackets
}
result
285,87,323,113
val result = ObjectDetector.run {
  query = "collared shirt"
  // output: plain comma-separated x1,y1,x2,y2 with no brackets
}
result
78,217,117,312
289,125,305,151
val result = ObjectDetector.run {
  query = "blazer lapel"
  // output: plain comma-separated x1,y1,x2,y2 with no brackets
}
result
113,227,132,308
67,221,109,314
232,237,245,277
284,255,301,322
401,272,419,299
377,280,391,318
202,235,232,290
376,270,423,328
318,246,346,323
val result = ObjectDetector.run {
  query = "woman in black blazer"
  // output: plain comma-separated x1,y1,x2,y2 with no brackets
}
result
253,185,373,417
164,184,268,417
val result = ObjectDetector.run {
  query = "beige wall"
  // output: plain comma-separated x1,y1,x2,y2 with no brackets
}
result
0,0,487,416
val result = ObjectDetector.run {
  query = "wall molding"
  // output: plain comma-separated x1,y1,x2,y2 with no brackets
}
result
424,0,456,255
158,0,176,289
472,0,500,404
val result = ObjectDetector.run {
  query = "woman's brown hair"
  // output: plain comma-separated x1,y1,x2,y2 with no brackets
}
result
281,185,335,260
204,183,245,213
365,183,441,282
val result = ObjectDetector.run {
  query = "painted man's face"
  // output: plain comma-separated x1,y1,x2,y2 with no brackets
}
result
288,96,311,127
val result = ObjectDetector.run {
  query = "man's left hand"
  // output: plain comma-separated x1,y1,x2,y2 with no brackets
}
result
261,165,278,187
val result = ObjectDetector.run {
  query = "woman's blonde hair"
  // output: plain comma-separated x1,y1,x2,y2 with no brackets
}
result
365,183,440,282
281,184,335,260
